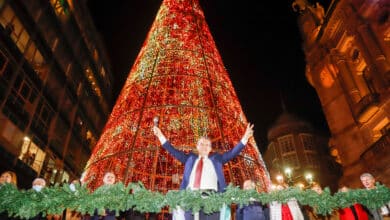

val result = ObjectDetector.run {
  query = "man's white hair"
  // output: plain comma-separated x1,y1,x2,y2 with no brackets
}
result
360,172,374,179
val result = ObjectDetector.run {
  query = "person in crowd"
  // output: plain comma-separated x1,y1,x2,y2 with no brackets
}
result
0,170,18,186
269,176,304,220
236,179,268,220
360,173,390,220
63,179,84,220
29,178,47,220
303,182,339,220
31,178,46,192
69,179,82,192
0,171,18,220
338,186,369,220
153,122,254,220
302,182,324,220
91,171,117,220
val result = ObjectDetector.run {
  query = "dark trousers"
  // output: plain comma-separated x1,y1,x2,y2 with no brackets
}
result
184,210,220,220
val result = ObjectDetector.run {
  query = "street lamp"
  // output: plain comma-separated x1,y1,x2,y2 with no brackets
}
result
284,167,293,186
280,167,315,188
305,173,313,185
296,182,305,189
284,167,292,178
276,174,284,183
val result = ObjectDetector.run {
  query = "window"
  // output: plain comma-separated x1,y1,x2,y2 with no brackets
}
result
50,0,69,16
278,135,295,153
0,5,31,53
282,153,299,168
305,153,319,168
18,137,46,173
36,101,54,125
32,100,54,140
14,75,38,105
301,134,315,151
41,156,57,185
25,41,44,65
0,50,13,82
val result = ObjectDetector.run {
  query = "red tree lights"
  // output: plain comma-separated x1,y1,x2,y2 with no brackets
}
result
83,0,271,193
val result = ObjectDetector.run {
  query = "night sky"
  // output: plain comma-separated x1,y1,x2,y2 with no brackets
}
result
87,0,330,152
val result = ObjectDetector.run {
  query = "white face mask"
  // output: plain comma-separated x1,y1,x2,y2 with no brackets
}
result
32,185,43,192
69,183,76,192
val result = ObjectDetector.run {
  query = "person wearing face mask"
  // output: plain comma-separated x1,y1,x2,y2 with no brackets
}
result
29,178,46,220
32,178,46,192
64,179,84,220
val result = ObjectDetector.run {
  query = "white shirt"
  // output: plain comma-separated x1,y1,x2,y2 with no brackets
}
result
188,156,218,191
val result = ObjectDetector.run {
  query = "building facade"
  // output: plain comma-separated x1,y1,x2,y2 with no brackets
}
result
294,0,389,187
264,111,341,192
0,0,113,188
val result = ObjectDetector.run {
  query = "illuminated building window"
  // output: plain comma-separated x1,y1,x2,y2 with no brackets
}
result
372,118,389,141
85,66,103,99
301,134,315,151
25,42,44,65
42,156,57,184
278,135,295,153
0,5,31,52
50,0,69,16
18,137,46,173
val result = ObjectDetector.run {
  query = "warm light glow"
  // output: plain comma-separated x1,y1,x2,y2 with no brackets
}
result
296,182,305,189
23,136,30,142
305,173,313,182
276,175,284,182
85,67,103,99
284,167,292,177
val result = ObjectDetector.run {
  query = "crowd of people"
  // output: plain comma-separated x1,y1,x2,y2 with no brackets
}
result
0,122,389,220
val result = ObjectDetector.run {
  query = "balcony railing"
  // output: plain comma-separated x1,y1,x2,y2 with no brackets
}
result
354,93,379,123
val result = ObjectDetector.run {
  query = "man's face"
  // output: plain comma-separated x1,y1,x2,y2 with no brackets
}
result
196,137,211,157
360,175,375,189
103,172,116,185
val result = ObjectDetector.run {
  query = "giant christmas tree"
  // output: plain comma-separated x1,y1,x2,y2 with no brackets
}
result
83,0,270,192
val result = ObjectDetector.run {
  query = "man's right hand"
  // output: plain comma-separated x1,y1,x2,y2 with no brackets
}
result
153,126,162,136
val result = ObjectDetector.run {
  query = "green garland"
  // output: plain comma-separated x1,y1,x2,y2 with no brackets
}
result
0,182,389,219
